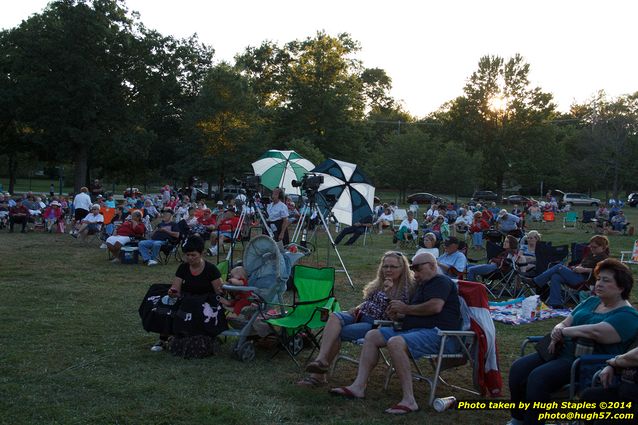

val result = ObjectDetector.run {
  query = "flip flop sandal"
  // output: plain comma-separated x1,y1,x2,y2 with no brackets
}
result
295,376,327,387
305,360,329,374
384,404,419,415
329,386,364,400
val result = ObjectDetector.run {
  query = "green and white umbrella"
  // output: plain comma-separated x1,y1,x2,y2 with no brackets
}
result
251,150,315,195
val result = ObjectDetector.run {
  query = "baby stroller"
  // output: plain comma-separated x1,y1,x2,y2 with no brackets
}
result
220,235,306,362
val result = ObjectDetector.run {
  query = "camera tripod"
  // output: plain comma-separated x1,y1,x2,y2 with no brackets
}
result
224,191,273,265
290,190,354,289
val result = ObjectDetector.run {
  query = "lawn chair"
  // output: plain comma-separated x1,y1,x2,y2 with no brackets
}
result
563,211,578,229
579,210,596,232
620,240,638,266
265,265,340,367
561,243,592,305
392,209,408,231
383,280,502,405
520,337,615,399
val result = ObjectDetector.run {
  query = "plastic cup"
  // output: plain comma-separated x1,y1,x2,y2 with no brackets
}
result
433,396,456,412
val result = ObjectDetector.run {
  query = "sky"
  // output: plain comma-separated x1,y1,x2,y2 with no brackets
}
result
2,0,637,118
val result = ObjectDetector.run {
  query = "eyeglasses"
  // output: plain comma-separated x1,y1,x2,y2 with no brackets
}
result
381,265,401,269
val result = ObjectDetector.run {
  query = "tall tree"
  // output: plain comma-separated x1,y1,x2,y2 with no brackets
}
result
443,54,556,194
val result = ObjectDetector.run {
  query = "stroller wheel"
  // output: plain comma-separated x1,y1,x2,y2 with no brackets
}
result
234,341,256,362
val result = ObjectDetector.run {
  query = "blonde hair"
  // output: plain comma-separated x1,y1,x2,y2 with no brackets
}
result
230,266,247,280
526,230,542,241
363,251,414,300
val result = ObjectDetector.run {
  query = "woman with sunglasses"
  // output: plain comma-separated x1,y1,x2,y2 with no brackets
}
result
529,235,610,308
297,251,414,387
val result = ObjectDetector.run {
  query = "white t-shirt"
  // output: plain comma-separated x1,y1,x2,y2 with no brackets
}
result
399,218,419,232
73,192,92,211
267,201,288,222
375,212,394,223
83,213,104,223
415,247,440,259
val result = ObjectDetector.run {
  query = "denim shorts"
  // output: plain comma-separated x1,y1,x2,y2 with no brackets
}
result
378,327,460,360
334,311,376,342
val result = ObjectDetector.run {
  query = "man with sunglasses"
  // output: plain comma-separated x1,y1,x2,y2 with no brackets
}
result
330,252,461,415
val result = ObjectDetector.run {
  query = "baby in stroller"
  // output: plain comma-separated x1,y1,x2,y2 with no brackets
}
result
219,266,253,316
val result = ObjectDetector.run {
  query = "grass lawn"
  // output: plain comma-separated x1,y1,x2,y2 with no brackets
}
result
1,204,637,425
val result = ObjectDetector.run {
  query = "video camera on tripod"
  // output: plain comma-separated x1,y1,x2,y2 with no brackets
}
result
291,173,324,194
232,175,261,191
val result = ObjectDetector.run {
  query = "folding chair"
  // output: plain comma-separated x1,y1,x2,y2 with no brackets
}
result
561,243,592,305
520,337,614,399
620,240,638,266
265,265,340,367
384,280,501,405
563,211,578,229
579,210,596,232
392,209,408,231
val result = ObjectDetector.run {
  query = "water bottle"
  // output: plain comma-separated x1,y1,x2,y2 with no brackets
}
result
161,295,177,306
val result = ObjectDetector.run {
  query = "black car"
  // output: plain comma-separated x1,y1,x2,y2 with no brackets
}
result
471,190,498,202
628,193,638,207
502,195,534,205
406,192,446,205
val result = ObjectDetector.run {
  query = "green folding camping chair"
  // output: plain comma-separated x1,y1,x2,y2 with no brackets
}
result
216,260,229,281
265,265,340,366
563,211,578,228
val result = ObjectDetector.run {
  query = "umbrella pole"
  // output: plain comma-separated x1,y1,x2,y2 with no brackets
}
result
315,207,355,290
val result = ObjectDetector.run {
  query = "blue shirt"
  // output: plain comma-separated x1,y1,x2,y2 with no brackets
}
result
497,213,520,231
438,251,467,276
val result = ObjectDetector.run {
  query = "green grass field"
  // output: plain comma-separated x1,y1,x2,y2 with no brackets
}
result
1,204,637,425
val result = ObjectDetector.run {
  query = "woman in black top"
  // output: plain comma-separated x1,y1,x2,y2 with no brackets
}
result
150,236,223,352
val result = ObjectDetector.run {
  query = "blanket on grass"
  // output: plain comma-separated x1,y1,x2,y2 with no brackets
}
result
489,297,571,325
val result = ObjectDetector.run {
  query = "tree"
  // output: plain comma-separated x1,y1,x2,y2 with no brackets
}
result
443,54,556,194
181,63,263,191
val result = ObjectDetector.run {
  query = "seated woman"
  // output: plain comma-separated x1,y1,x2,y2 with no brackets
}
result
105,210,145,262
469,211,490,250
508,259,638,425
467,235,521,282
425,215,450,241
530,235,609,308
151,236,224,352
296,251,414,387
528,202,542,222
42,200,64,233
518,230,541,274
580,345,638,419
415,232,440,258
373,208,394,234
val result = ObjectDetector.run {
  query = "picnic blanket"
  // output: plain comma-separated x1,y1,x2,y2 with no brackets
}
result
489,297,571,325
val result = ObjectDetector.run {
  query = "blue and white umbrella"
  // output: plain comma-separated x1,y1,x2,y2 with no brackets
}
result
313,159,375,226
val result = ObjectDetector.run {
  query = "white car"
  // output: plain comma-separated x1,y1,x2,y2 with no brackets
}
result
563,193,601,206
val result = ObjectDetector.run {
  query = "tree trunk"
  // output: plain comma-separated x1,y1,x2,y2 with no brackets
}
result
612,160,620,201
8,153,17,194
73,145,88,193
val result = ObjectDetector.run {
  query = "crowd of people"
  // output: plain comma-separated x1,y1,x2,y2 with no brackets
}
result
4,182,638,419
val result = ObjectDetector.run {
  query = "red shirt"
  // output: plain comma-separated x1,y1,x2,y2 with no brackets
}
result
218,216,240,232
198,215,217,227
116,220,146,237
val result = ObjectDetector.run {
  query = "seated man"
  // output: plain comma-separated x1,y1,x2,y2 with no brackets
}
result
138,208,180,266
75,204,104,240
437,236,467,277
611,210,628,233
393,210,419,243
9,202,30,233
330,253,461,414
334,214,373,246
495,209,521,235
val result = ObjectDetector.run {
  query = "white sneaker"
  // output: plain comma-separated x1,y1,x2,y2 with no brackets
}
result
147,260,159,266
99,243,107,249
150,341,164,352
208,246,218,256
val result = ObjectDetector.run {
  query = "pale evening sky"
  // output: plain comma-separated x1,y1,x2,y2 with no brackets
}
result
2,0,636,117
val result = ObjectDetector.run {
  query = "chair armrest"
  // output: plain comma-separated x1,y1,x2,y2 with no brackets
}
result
520,335,544,356
373,320,394,327
437,330,475,337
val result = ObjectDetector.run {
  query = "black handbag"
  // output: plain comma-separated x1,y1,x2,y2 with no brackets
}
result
138,284,180,335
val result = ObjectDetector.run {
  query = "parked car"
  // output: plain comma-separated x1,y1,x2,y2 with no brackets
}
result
562,193,600,206
123,187,141,197
471,190,499,202
406,192,447,205
628,193,638,207
177,186,214,201
502,195,535,206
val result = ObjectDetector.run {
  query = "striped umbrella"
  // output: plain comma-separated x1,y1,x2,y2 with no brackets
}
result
313,159,375,226
251,150,315,195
